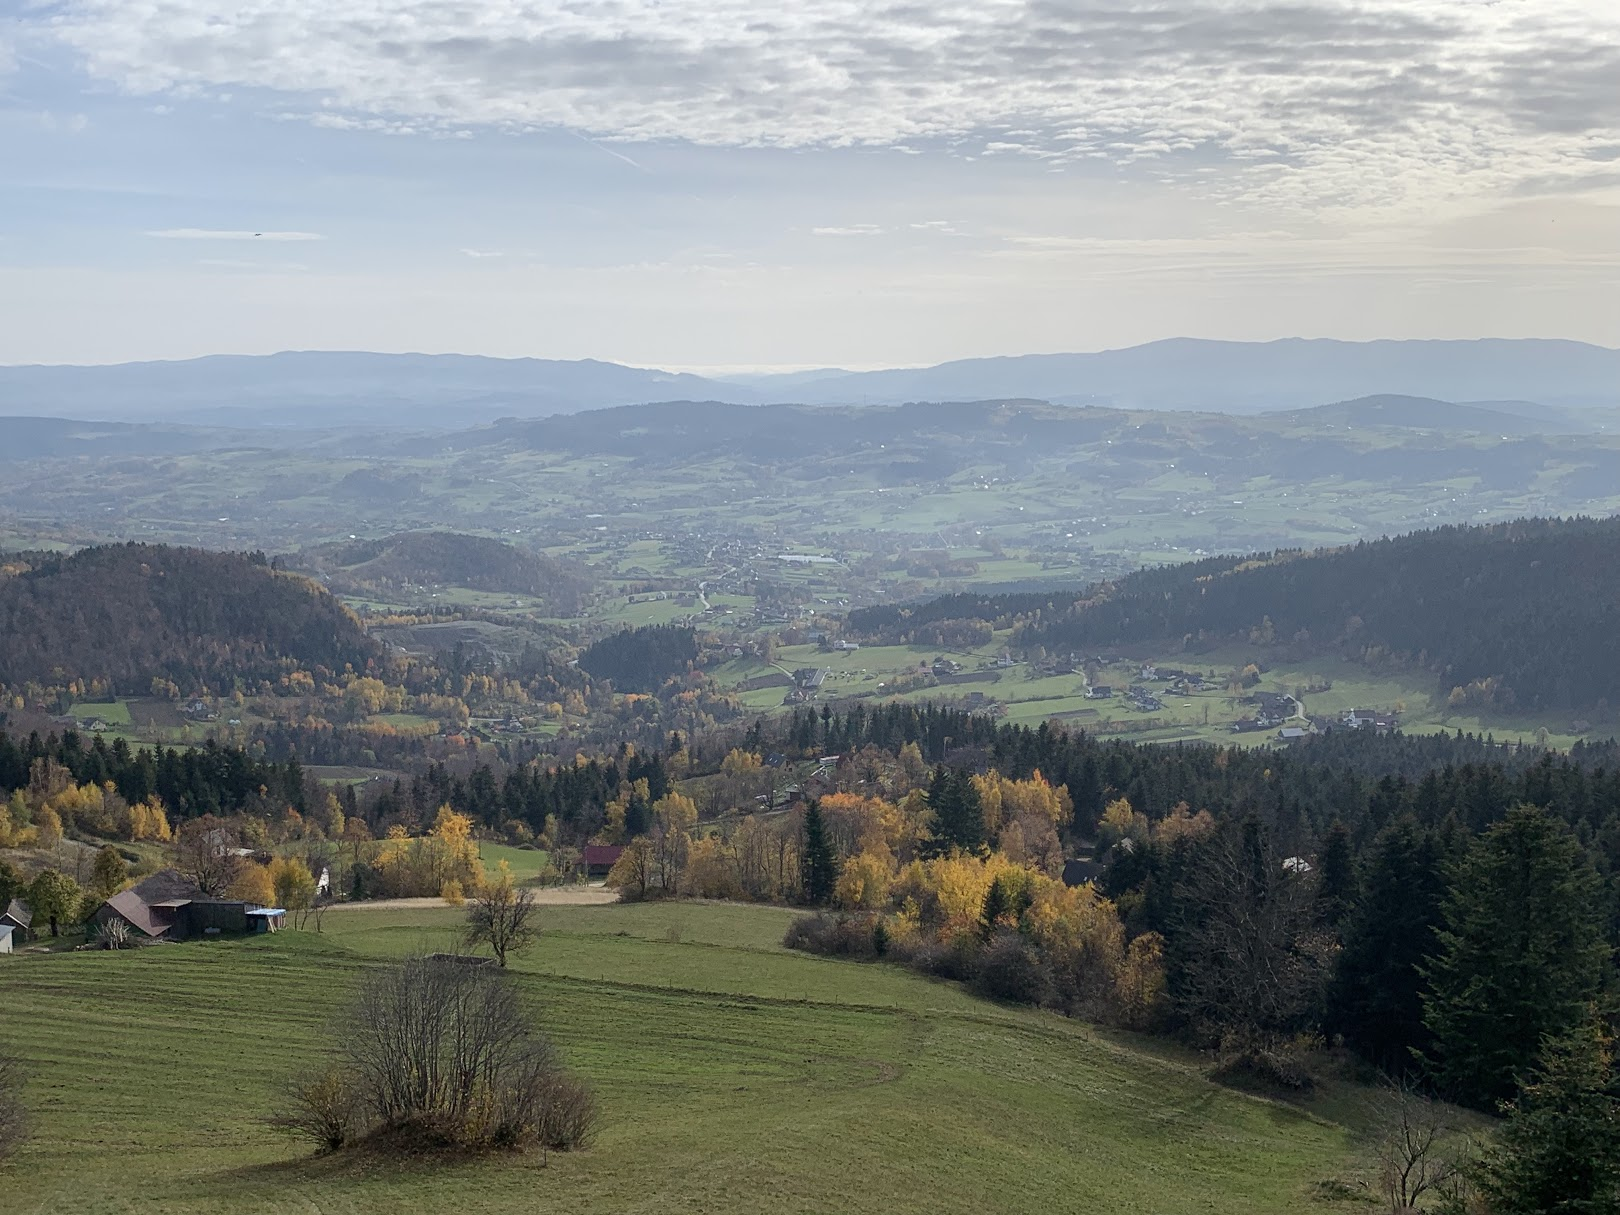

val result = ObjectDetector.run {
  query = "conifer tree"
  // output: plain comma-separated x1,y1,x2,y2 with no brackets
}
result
1476,1013,1620,1214
1315,821,1356,928
927,766,983,853
1423,804,1611,1108
800,801,836,905
980,875,1013,939
1328,816,1445,1070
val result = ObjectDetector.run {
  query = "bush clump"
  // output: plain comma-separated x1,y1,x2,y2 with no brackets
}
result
276,955,597,1155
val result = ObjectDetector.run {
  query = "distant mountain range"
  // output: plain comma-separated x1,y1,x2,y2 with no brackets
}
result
0,338,1615,429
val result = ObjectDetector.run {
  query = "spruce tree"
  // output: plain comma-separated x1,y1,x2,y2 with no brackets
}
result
1477,1014,1620,1215
980,876,1013,939
1315,821,1356,928
927,767,984,853
1423,804,1611,1109
800,801,837,905
1328,816,1445,1070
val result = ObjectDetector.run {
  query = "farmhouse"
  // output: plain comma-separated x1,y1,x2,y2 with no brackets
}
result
1061,858,1105,887
1085,685,1113,699
0,898,31,942
93,870,254,942
582,845,625,878
0,923,13,954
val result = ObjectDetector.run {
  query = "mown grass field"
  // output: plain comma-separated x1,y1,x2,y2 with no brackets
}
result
0,900,1395,1215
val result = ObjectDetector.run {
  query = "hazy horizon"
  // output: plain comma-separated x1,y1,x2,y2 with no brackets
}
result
5,0,1618,367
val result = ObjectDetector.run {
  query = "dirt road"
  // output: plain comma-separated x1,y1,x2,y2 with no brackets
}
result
324,886,619,912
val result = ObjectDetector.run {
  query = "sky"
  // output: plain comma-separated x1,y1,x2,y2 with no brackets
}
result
2,0,1618,369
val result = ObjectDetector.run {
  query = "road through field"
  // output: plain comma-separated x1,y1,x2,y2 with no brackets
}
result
325,886,619,912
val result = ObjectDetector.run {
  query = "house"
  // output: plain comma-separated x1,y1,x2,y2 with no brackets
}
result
1085,685,1113,699
792,668,828,691
0,924,13,954
832,640,861,652
1061,858,1105,887
0,898,31,943
1278,726,1310,741
582,845,624,878
93,870,252,942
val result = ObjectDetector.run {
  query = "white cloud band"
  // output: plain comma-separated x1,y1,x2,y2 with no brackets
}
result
43,0,1620,214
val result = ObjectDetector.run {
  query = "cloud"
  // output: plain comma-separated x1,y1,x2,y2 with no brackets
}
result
38,0,1620,215
147,228,325,241
812,225,885,237
459,248,507,259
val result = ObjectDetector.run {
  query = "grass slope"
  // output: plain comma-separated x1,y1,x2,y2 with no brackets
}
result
1,902,1385,1215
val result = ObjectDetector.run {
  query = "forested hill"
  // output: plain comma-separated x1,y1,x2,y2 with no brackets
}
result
294,531,593,616
0,543,380,694
861,517,1620,714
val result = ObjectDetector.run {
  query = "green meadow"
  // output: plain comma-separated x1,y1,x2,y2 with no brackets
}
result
1,900,1398,1215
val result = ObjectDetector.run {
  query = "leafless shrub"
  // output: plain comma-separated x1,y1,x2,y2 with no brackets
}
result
1375,1080,1461,1213
534,1073,598,1153
971,931,1051,1006
277,954,595,1156
0,1052,28,1163
1209,1029,1323,1093
93,918,130,950
273,1064,363,1152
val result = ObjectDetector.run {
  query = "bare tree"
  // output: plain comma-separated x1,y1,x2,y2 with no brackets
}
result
173,816,242,896
1375,1080,1460,1213
0,1051,28,1163
1176,817,1332,1042
464,871,538,967
333,955,592,1150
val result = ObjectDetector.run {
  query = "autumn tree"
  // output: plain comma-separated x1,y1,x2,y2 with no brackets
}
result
605,837,655,902
90,846,128,899
270,856,318,922
464,861,538,967
27,868,81,937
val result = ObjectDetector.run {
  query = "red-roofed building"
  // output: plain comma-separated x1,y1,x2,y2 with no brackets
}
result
582,845,624,878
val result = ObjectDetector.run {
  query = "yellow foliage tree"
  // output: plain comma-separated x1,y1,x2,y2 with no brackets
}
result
36,803,63,850
230,863,277,907
269,855,317,911
835,847,896,911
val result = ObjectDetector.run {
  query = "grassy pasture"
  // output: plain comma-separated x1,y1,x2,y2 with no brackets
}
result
0,900,1394,1215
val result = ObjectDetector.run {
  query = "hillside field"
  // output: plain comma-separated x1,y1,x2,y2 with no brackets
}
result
0,900,1402,1214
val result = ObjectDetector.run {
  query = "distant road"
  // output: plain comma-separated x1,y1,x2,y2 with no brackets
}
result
325,886,618,912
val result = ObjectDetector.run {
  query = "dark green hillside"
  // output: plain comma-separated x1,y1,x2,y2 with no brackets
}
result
1010,516,1620,712
297,530,592,615
0,543,379,693
578,624,698,693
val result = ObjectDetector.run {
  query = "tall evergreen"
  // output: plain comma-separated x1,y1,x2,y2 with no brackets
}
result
800,801,836,905
1423,804,1612,1108
1327,816,1445,1069
927,766,984,853
1476,1014,1620,1215
1315,821,1356,928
